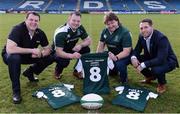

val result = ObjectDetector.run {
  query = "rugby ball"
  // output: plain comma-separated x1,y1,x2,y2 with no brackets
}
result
80,93,104,110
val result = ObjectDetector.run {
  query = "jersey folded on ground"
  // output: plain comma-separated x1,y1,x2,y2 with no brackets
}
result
32,83,80,109
112,85,158,112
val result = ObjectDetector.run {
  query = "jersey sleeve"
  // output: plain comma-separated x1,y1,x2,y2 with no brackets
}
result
115,86,125,94
149,92,158,99
80,25,88,40
100,29,106,42
122,31,132,48
54,32,67,48
63,83,74,91
32,91,48,99
36,91,45,98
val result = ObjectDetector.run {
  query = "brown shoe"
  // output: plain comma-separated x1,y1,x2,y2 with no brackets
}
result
140,76,156,84
157,84,166,94
54,69,62,80
73,71,83,79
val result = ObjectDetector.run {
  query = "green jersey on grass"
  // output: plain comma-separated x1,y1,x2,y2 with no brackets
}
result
32,83,80,109
112,85,158,112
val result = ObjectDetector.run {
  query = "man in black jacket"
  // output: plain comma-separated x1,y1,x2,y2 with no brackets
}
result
131,18,179,93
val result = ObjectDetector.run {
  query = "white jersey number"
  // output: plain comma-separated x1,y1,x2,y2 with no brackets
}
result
89,67,101,82
52,90,65,98
126,92,140,100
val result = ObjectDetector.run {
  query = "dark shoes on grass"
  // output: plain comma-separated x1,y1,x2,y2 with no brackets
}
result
23,68,39,82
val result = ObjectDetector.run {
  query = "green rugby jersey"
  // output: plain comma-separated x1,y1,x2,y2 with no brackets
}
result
32,83,80,109
112,85,158,112
100,26,132,55
53,23,88,52
75,52,114,94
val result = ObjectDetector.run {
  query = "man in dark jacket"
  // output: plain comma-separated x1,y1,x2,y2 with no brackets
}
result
131,18,179,93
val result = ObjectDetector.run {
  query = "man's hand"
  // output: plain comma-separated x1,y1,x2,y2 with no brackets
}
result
31,48,41,58
136,65,143,73
131,58,140,68
108,52,117,61
72,44,82,52
71,52,81,59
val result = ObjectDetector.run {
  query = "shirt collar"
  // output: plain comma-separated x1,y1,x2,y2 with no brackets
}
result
66,23,80,32
108,25,119,35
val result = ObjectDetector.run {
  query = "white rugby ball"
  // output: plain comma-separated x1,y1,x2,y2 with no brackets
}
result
80,93,104,110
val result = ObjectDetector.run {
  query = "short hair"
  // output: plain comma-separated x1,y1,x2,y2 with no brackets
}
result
140,18,153,26
70,11,81,17
26,11,40,21
104,12,121,26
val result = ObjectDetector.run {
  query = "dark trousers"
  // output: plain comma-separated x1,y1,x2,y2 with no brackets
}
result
138,55,177,84
2,53,54,94
110,55,131,83
55,46,90,74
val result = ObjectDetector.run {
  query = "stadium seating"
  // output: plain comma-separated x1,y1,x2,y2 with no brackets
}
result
108,0,127,11
137,0,173,11
165,0,180,10
0,0,179,13
126,0,141,11
80,0,108,11
47,0,78,11
15,0,50,11
0,0,22,11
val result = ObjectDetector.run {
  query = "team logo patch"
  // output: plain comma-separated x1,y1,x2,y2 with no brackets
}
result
104,34,107,39
77,30,81,36
114,35,119,42
67,34,70,38
36,41,40,43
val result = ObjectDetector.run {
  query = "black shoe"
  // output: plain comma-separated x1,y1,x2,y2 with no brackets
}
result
23,68,39,82
13,93,22,104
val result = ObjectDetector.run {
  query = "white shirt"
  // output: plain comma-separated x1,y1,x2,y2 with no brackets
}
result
144,32,153,53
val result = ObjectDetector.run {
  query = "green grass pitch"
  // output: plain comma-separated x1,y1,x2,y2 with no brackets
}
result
0,13,180,113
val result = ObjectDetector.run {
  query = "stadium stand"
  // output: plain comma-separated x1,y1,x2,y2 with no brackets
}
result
164,0,180,11
137,0,174,11
14,0,50,11
126,0,142,11
108,0,128,11
0,0,179,13
80,0,108,11
47,0,78,12
0,0,22,11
